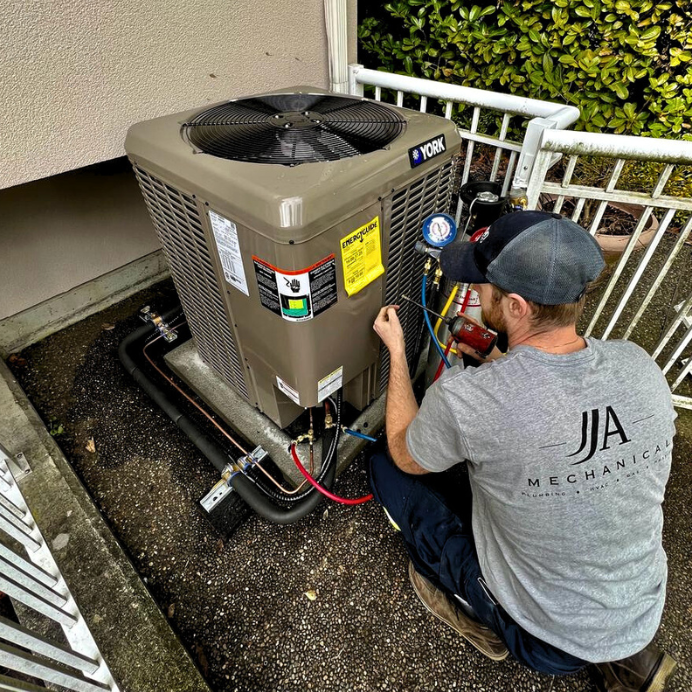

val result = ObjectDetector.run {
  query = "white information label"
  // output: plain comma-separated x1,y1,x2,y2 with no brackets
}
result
208,210,249,296
317,366,343,402
276,376,301,405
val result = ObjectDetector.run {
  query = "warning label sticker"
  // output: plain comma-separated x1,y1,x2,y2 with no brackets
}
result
276,376,300,405
253,255,338,322
208,210,249,296
340,216,384,297
317,366,343,402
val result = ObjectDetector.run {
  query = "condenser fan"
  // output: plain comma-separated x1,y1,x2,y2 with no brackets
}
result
182,94,407,165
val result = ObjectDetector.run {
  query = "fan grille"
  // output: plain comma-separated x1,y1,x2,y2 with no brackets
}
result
182,94,406,165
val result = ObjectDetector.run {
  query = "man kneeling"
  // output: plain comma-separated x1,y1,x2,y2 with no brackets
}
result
371,211,677,692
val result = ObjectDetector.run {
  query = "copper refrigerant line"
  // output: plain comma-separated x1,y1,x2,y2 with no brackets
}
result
143,321,372,506
143,323,317,496
142,320,373,505
143,322,246,455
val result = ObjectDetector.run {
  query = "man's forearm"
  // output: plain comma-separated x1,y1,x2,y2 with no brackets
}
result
385,350,429,475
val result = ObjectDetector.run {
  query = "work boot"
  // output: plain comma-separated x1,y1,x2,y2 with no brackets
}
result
408,561,509,661
590,642,677,692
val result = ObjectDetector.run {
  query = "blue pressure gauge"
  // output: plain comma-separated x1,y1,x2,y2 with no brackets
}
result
421,213,457,247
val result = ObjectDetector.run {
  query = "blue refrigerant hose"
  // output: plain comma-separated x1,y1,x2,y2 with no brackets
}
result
422,274,451,369
342,428,377,443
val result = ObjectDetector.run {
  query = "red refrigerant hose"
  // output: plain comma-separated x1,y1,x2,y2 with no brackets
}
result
433,337,455,383
290,444,373,505
433,283,472,382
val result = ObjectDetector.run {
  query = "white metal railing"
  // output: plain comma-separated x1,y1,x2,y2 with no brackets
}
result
0,444,119,691
348,64,579,214
526,129,692,409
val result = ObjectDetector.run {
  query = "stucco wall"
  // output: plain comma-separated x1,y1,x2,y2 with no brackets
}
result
1,0,340,190
0,0,357,321
0,159,161,320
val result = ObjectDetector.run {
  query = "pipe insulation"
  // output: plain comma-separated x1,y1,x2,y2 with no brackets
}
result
118,309,338,524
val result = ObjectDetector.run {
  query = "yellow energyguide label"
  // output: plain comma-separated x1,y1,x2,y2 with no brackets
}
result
340,216,385,297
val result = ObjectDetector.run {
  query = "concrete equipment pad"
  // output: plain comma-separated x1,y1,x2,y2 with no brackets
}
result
165,339,385,483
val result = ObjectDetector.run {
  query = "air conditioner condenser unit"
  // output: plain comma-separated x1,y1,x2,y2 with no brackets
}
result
125,88,461,428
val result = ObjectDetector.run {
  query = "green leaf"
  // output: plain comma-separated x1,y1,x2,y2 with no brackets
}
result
640,26,661,41
575,6,592,17
613,82,629,99
529,71,544,85
559,54,577,65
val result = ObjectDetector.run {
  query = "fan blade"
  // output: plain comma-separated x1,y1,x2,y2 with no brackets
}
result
257,94,325,113
185,94,406,164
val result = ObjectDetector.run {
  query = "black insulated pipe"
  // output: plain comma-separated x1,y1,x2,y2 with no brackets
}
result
231,423,337,525
250,391,341,504
118,310,226,474
118,308,338,524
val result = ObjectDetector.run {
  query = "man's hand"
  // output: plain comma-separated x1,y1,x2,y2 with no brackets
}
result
374,305,406,357
374,305,429,475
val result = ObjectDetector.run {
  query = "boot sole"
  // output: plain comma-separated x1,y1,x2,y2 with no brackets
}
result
409,564,509,661
646,652,677,692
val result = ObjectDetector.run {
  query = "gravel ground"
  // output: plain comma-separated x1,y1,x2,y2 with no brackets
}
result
7,233,692,691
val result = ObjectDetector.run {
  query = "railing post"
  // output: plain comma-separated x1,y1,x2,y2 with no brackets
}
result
348,64,364,97
512,117,557,193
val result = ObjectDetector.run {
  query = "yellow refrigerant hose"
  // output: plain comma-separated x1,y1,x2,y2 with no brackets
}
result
433,284,459,349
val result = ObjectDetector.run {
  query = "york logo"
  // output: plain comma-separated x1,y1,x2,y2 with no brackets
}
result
408,135,446,168
568,406,631,465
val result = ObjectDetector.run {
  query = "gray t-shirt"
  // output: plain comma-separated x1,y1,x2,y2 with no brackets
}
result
406,338,675,662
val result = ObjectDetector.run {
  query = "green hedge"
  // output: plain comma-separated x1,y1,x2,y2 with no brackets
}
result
359,0,692,139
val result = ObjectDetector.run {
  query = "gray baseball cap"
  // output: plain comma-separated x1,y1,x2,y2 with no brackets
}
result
440,211,605,305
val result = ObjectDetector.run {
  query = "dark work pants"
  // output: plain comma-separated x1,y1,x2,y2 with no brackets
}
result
368,451,588,676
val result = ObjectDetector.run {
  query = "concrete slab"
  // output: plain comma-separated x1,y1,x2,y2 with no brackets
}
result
164,339,385,483
0,358,210,692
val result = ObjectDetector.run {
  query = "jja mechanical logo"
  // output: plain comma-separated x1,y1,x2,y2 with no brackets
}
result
408,134,447,168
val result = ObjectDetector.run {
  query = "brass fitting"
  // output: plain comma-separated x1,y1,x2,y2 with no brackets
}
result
433,266,443,288
295,429,315,445
423,257,433,275
324,412,335,429
509,188,528,210
223,463,242,478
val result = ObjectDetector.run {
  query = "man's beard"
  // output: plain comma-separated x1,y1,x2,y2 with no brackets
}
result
482,301,507,335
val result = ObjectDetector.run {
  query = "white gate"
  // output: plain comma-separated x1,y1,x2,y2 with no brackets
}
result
525,130,692,409
0,444,119,691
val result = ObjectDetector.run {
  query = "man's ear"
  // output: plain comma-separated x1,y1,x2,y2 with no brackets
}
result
506,293,530,320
